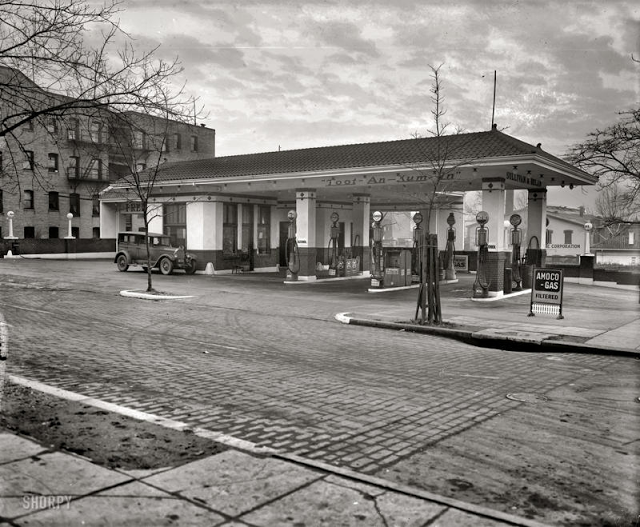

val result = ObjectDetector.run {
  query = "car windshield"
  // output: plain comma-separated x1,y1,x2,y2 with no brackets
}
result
150,236,172,247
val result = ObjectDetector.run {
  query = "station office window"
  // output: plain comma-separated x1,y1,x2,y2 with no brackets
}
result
24,190,34,209
23,151,34,170
49,226,59,238
563,230,573,244
257,205,270,254
72,227,79,238
174,133,182,150
24,226,35,238
49,191,59,211
223,203,238,256
190,135,198,152
630,232,635,245
163,202,186,247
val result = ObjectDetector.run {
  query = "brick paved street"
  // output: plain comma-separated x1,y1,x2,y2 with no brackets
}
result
1,259,633,481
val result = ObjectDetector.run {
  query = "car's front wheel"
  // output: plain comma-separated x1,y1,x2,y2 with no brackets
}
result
116,255,129,272
185,260,197,275
159,258,174,275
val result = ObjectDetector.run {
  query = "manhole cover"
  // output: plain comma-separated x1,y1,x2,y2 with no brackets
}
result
506,393,548,403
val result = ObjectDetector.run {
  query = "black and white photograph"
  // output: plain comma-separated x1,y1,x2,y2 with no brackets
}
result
0,0,638,525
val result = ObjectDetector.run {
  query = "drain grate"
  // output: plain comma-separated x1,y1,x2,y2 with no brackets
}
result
506,393,548,403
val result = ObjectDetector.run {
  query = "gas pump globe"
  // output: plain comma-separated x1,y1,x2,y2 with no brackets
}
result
371,210,384,286
444,213,456,281
509,213,523,291
285,210,300,280
328,212,340,276
473,211,490,298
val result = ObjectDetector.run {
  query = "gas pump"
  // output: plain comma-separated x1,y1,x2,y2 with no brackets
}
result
412,212,423,281
285,210,300,280
328,212,340,276
472,211,490,298
509,213,522,291
370,210,384,287
444,212,456,281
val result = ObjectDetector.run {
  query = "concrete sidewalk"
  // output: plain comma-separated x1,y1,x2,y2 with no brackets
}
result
1,429,552,527
335,274,640,356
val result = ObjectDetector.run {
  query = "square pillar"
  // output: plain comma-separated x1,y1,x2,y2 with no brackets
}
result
526,189,547,250
481,179,506,251
147,203,163,234
352,194,370,274
481,179,508,296
296,189,317,280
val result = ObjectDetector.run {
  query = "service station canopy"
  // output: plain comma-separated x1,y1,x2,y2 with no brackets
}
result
102,128,596,208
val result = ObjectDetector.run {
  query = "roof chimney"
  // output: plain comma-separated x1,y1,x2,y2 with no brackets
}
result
579,206,585,217
491,123,498,131
536,143,542,149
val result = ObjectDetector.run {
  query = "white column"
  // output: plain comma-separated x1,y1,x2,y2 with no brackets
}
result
481,179,506,250
237,203,243,252
99,203,117,239
526,189,547,249
296,189,317,279
147,202,163,234
188,201,223,250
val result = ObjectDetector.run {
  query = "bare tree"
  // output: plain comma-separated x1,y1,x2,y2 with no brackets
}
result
595,183,640,234
567,107,640,221
0,0,203,191
404,64,466,325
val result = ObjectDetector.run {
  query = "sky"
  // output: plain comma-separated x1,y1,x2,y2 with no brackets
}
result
111,0,639,209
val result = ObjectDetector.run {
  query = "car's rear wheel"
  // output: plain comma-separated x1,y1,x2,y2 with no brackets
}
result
116,255,129,272
159,258,174,275
185,261,197,275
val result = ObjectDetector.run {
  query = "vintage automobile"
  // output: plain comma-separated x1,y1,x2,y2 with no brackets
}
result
115,232,197,275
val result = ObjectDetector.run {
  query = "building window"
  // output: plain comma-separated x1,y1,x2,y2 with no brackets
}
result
90,121,102,143
23,151,34,170
46,118,58,134
67,118,79,140
545,229,553,245
92,198,100,217
24,190,34,209
125,214,132,232
69,193,80,216
190,135,198,152
163,203,186,247
174,133,182,150
136,163,146,172
0,189,3,213
630,232,635,245
49,191,59,211
26,120,33,131
223,203,238,256
24,226,35,238
48,153,59,172
93,227,100,239
161,136,169,152
564,230,573,244
257,205,270,254
0,151,3,171
49,226,59,238
68,156,80,179
89,158,102,179
72,227,80,238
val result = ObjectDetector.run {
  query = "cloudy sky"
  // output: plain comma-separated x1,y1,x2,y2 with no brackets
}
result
115,0,639,207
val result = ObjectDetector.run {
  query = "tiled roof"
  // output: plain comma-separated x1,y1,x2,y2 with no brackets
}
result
127,128,586,184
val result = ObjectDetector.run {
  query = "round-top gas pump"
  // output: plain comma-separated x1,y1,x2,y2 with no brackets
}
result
328,212,340,276
370,210,384,288
509,213,523,291
412,212,423,281
472,211,490,298
444,212,457,281
285,210,300,280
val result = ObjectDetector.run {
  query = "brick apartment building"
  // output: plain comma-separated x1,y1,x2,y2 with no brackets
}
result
0,66,215,240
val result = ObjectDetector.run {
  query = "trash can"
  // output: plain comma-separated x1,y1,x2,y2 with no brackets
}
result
504,267,512,294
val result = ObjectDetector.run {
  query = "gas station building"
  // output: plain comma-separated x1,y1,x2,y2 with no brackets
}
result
100,125,596,296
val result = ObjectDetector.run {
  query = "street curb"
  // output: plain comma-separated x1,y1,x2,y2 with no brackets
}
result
6,375,552,527
335,313,640,358
119,290,194,300
275,453,553,527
